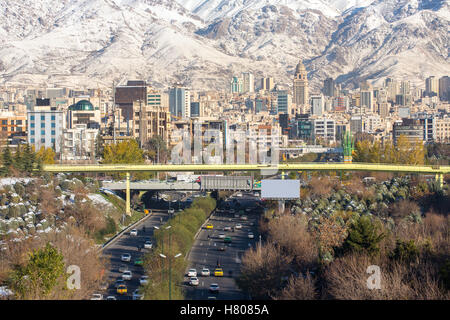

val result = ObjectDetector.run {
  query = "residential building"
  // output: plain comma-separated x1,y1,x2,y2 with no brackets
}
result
393,119,424,145
27,110,64,152
61,124,98,160
313,118,336,142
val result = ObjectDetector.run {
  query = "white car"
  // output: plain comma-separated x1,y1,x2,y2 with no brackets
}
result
90,293,103,300
248,232,254,239
144,240,153,249
209,283,220,293
130,229,138,236
201,268,210,277
241,216,248,221
121,253,131,262
218,234,225,239
140,275,149,285
105,296,117,300
122,270,132,280
236,193,242,197
168,209,175,214
132,289,144,300
189,277,199,286
224,226,231,231
187,269,197,277
235,224,242,229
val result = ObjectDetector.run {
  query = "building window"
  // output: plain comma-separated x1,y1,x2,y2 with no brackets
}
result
51,115,56,121
41,123,45,128
16,120,22,125
31,138,35,143
41,130,45,135
51,123,56,128
41,138,45,143
51,138,55,143
30,115,35,121
41,115,45,121
30,130,35,136
2,127,6,131
1,120,6,125
51,130,55,136
30,123,35,128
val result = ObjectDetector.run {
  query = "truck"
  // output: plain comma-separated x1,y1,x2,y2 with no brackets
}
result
176,174,200,183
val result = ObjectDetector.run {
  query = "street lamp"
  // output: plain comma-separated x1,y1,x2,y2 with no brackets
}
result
159,250,182,300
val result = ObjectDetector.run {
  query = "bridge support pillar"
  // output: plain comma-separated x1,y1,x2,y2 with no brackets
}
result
126,172,131,216
436,173,444,189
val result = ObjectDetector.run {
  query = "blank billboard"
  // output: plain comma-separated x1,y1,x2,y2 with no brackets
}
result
261,179,300,199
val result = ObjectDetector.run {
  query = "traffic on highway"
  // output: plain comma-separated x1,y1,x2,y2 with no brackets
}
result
93,191,199,300
183,191,263,300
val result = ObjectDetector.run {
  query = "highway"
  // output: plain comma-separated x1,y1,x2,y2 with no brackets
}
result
183,192,263,300
98,192,192,300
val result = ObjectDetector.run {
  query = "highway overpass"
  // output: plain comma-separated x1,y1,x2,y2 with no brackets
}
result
43,162,449,215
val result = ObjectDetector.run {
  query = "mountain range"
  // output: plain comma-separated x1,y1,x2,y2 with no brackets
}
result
0,0,449,91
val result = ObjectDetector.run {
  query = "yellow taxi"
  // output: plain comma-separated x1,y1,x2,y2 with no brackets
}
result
205,223,214,230
214,268,224,277
117,284,127,295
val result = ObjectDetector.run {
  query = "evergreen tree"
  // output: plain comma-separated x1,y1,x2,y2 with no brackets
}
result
13,145,24,172
1,146,13,175
8,243,66,299
22,144,36,174
343,215,385,256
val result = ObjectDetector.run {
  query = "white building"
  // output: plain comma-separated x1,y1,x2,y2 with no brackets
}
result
242,73,255,93
62,124,98,160
27,110,64,153
313,118,336,142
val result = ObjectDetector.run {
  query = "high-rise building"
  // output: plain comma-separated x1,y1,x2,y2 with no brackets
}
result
276,90,291,114
310,95,324,115
360,89,374,113
114,80,148,135
242,73,255,93
190,102,200,117
261,77,274,92
169,87,190,120
439,76,450,102
230,77,243,94
425,76,439,97
323,78,335,97
385,78,399,101
293,59,309,107
400,80,411,95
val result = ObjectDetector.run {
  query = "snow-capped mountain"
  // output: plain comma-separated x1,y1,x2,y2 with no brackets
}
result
0,0,448,91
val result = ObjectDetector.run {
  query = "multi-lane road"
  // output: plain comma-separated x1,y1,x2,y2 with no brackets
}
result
98,192,192,300
183,192,262,300
94,190,262,300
